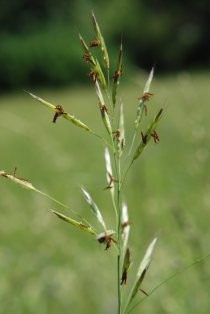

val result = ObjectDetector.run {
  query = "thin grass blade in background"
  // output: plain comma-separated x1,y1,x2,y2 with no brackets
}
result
81,187,107,231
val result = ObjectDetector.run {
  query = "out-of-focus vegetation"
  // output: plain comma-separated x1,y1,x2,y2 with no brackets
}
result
0,72,210,313
1,0,210,90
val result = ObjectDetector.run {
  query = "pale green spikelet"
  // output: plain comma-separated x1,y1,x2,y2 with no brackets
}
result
95,80,112,135
81,187,107,231
132,108,163,162
117,103,125,156
92,11,109,69
134,67,154,130
127,238,157,306
121,247,131,285
51,210,97,236
0,170,36,191
25,91,92,132
112,42,123,106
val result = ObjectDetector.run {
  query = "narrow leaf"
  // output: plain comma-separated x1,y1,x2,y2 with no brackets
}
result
51,210,97,236
81,188,106,231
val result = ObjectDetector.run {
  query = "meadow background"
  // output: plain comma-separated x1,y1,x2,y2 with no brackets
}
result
1,1,210,313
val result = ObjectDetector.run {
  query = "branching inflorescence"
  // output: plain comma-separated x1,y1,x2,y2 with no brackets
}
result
0,12,164,314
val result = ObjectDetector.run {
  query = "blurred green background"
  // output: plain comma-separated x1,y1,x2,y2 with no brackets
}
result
1,1,210,314
0,0,210,90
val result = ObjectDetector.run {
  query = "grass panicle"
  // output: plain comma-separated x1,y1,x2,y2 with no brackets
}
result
4,12,203,314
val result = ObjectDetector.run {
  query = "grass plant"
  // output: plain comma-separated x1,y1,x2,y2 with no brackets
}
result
1,13,210,314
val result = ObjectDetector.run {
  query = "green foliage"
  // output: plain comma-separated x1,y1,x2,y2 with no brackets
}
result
0,23,86,90
1,0,210,89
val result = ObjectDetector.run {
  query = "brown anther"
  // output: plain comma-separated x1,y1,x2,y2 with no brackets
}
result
53,105,66,123
112,65,123,82
90,39,100,47
144,104,148,116
139,92,154,102
83,53,91,64
121,270,127,285
13,167,28,182
112,130,120,141
141,131,147,144
104,172,118,190
122,221,132,230
97,233,117,250
1,171,8,178
140,288,149,296
151,130,160,144
88,70,98,83
121,138,125,150
100,104,109,114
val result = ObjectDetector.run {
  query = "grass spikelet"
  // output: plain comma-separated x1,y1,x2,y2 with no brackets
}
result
126,238,157,308
132,108,163,162
25,91,92,132
112,43,123,106
51,210,97,236
94,59,107,91
134,67,154,130
81,187,107,231
122,202,130,254
121,247,131,286
104,148,115,194
117,103,125,156
0,170,36,191
95,80,112,135
92,11,109,69
79,34,96,66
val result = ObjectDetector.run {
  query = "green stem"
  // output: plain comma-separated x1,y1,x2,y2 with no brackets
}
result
115,154,122,313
